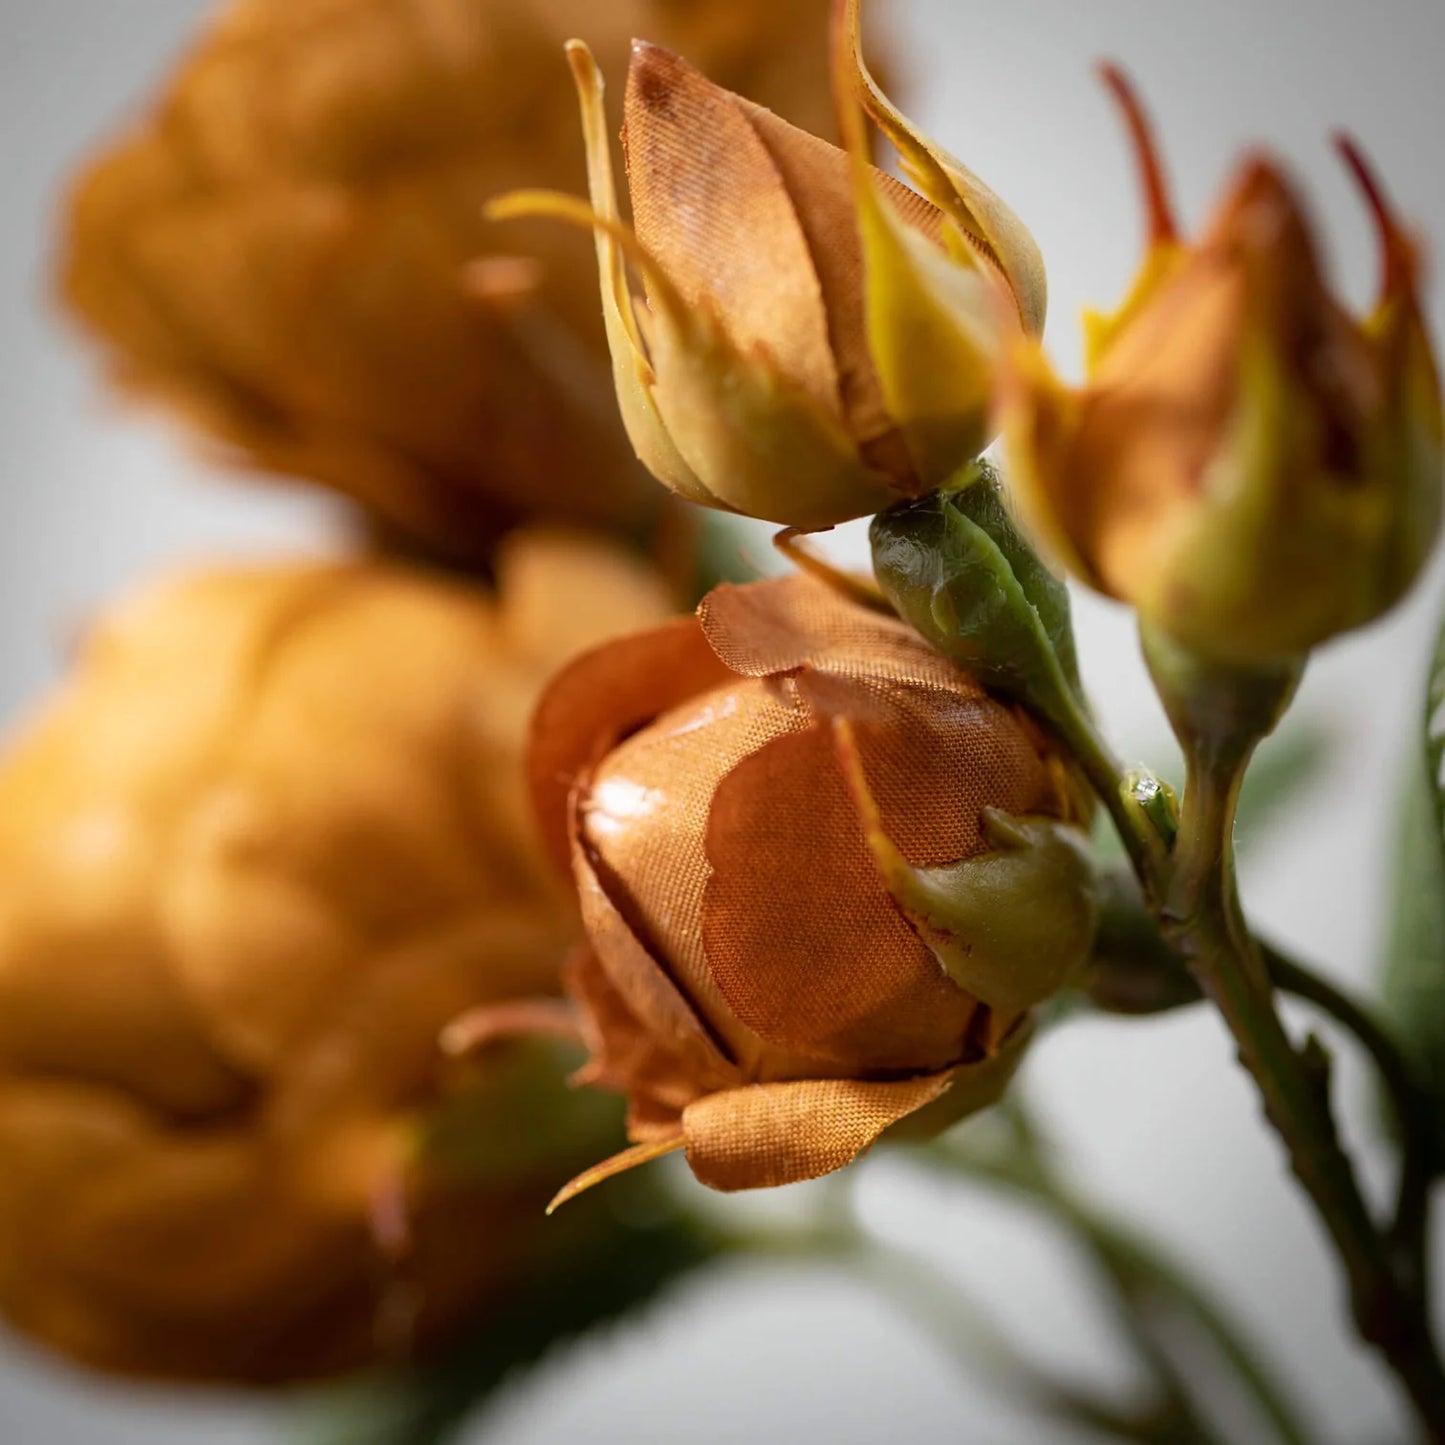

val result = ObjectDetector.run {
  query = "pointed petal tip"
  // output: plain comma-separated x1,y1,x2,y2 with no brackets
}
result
1333,131,1417,302
1097,61,1179,247
545,1135,687,1214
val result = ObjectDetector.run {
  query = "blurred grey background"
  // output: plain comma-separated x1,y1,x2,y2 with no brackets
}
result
2,1,1445,1441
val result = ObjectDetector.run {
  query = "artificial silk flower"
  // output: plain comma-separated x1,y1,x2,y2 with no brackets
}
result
59,0,843,564
491,0,1046,530
1003,69,1444,664
521,574,1095,1201
0,533,670,1382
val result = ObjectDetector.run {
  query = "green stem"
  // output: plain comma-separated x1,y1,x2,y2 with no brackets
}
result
1057,704,1169,893
1266,947,1435,1273
1165,742,1445,1439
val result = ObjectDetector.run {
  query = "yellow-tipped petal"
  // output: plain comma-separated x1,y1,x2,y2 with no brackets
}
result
828,23,1001,485
835,0,1046,335
998,337,1099,588
558,43,716,508
546,1134,685,1213
853,160,1002,484
1083,68,1188,373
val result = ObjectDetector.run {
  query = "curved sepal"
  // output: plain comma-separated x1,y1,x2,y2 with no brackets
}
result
870,467,1084,733
835,720,1099,1017
832,21,1003,486
556,42,713,507
834,0,1046,335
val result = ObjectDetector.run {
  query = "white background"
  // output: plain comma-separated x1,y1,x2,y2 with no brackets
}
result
1,2,1444,1441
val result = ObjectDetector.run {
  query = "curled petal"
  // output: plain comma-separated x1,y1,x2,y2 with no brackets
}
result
834,0,1046,334
1334,132,1416,309
1081,68,1188,372
556,44,716,506
528,615,732,871
681,1071,952,1191
571,824,736,1082
1099,64,1179,247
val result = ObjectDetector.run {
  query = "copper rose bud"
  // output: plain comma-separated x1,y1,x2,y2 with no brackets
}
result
0,534,670,1382
58,0,844,565
491,0,1046,530
527,574,1096,1201
1003,71,1444,663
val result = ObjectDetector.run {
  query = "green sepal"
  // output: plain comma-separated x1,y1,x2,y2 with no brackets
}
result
870,465,1083,734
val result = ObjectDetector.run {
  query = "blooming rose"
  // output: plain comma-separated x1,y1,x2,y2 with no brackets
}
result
59,0,845,563
0,532,670,1381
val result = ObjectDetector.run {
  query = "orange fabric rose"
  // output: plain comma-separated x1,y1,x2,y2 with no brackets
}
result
0,532,671,1381
58,0,844,564
1002,72,1443,663
497,0,1045,529
528,574,1083,1199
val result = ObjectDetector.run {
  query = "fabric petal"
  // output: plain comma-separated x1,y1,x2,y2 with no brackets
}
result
624,41,840,418
528,616,732,871
702,721,981,1071
699,572,976,689
681,1071,953,1191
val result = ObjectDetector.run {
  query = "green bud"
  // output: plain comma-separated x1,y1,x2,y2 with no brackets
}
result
870,465,1083,735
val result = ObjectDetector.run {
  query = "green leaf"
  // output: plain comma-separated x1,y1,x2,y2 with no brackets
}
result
1381,599,1445,1152
288,1173,719,1445
870,465,1082,732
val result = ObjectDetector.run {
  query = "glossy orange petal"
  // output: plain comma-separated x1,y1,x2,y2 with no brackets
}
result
698,572,962,687
528,617,733,872
701,720,979,1070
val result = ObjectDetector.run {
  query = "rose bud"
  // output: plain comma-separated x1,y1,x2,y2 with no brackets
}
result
490,0,1046,530
525,573,1096,1200
1002,69,1444,664
0,533,671,1382
58,0,844,566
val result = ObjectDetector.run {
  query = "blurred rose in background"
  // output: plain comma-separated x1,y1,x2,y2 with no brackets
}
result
1,1,1443,1443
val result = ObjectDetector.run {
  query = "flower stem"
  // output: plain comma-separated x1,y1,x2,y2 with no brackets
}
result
1264,945,1436,1273
1160,723,1445,1437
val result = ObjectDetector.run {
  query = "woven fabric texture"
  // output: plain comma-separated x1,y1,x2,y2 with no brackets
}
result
533,573,1068,1192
